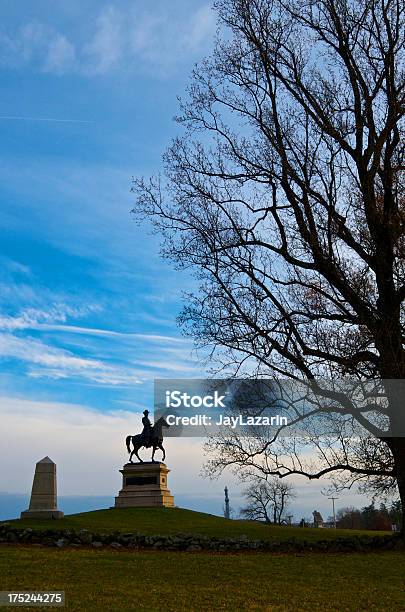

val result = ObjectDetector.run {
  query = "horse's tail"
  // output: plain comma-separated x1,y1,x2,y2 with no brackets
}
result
126,435,132,454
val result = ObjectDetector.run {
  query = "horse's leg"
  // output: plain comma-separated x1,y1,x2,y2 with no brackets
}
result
153,441,165,462
151,444,156,462
129,449,134,463
134,445,143,463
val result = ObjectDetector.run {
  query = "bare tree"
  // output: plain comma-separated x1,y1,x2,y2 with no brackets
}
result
240,476,295,524
133,0,405,536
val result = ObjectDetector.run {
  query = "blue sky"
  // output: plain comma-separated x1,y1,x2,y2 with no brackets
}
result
0,1,371,519
0,0,215,411
0,0,221,510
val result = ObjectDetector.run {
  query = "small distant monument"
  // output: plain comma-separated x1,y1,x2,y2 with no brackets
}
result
224,486,230,519
313,510,324,528
115,411,174,508
21,457,64,519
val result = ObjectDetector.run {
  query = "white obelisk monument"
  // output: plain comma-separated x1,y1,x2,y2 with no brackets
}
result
21,456,64,519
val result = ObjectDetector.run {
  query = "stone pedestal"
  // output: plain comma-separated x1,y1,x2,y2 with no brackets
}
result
21,456,64,519
114,462,174,508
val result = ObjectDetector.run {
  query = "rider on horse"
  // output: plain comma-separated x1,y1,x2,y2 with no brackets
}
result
126,413,169,463
141,410,153,448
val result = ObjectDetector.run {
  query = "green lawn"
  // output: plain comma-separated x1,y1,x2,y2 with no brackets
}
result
1,509,401,610
5,507,390,542
0,547,404,611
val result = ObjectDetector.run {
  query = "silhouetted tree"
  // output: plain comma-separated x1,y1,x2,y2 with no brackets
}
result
133,0,405,535
240,476,295,524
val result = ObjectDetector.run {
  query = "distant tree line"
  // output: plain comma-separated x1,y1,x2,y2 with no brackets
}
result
335,501,402,531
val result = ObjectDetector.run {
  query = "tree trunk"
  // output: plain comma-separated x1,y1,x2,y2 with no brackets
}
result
390,438,405,538
386,380,405,538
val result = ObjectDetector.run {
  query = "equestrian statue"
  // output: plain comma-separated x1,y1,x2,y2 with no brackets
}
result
125,410,170,463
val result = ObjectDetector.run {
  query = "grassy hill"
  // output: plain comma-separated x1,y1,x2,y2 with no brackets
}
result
6,506,389,541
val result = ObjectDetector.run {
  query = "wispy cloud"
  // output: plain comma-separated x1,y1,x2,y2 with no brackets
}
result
0,333,142,385
129,5,215,74
0,302,200,384
82,6,123,75
134,359,197,373
0,257,31,277
0,304,143,385
0,304,101,331
43,33,76,74
0,3,215,77
0,309,188,344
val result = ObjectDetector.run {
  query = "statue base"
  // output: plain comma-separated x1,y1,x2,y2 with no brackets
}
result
114,462,174,508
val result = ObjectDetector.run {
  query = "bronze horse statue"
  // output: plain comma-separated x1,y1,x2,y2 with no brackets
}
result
125,416,170,463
